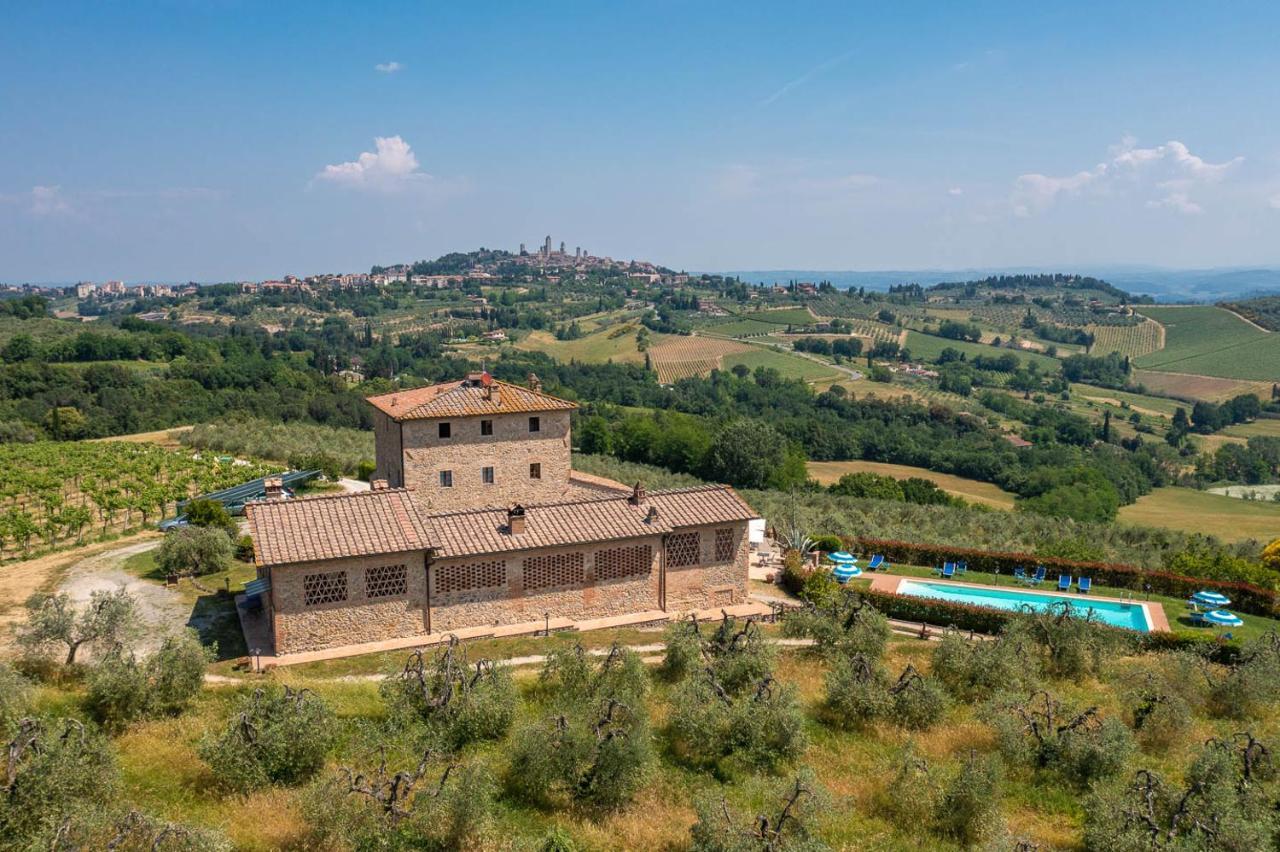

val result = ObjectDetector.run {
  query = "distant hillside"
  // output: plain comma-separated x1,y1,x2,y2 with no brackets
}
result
1221,294,1280,331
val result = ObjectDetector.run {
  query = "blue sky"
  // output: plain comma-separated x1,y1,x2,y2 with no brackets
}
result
3,1,1280,281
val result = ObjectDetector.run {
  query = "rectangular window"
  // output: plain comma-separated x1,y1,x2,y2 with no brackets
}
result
529,416,540,433
439,470,453,487
438,422,451,439
529,462,542,480
666,531,701,568
480,419,493,436
482,466,495,484
366,564,407,599
303,570,347,606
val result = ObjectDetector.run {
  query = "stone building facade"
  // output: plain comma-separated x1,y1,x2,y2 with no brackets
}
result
245,374,757,655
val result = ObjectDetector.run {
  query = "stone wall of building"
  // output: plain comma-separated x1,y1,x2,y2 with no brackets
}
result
428,536,663,632
663,522,750,612
270,553,427,653
398,410,572,510
372,411,404,487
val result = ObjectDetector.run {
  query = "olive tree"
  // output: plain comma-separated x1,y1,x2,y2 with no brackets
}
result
1206,631,1280,719
823,656,948,731
690,770,831,852
157,525,233,577
668,671,807,773
380,637,516,748
538,642,649,709
87,629,214,730
0,662,32,736
199,685,335,792
935,750,1006,845
986,690,1134,787
662,613,776,693
783,592,891,661
0,718,118,844
18,587,141,665
931,627,1040,700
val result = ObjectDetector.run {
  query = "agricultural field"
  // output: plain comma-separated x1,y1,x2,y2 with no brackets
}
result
1070,383,1182,419
1135,305,1280,381
1131,369,1275,403
1086,316,1164,359
904,331,1061,370
698,316,785,338
1117,486,1280,543
646,334,754,383
0,441,279,559
720,346,845,383
1221,417,1280,439
807,459,1018,509
512,326,654,365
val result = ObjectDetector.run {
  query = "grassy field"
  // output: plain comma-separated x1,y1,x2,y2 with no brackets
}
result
807,459,1017,509
512,326,654,364
1135,305,1280,381
904,331,1061,370
1118,486,1280,543
1069,383,1181,419
720,346,845,383
1222,417,1280,439
1132,368,1275,403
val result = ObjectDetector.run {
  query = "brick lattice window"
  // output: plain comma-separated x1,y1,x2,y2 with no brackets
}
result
436,560,506,596
366,564,408,599
666,532,701,568
595,545,653,582
303,570,347,606
714,528,736,562
523,551,585,591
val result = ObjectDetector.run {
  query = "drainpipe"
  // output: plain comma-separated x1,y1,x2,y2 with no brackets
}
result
423,549,433,634
659,534,667,611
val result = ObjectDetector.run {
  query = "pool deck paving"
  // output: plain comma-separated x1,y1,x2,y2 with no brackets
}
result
869,573,1171,632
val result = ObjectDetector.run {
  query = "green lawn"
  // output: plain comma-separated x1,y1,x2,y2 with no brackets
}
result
721,346,844,382
1136,305,1280,381
1222,417,1280,439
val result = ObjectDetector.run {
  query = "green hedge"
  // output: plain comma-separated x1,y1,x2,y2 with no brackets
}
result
851,536,1279,619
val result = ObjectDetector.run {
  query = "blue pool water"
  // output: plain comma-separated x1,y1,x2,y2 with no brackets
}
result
896,579,1152,632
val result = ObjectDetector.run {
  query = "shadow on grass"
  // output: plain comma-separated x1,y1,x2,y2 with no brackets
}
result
188,592,248,660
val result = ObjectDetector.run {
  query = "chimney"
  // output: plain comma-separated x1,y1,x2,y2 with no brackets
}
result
485,379,501,404
370,478,389,491
264,477,284,500
645,505,659,524
629,481,646,505
527,372,542,392
507,504,526,535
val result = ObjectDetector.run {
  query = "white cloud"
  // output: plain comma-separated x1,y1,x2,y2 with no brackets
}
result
2,185,74,216
947,187,964,196
1011,138,1243,216
315,136,428,191
375,61,403,74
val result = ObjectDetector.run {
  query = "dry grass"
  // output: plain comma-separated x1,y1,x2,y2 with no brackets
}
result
1118,486,1280,542
1133,369,1274,403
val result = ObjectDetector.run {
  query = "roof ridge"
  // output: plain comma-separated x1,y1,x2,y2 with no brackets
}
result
422,491,634,519
245,487,415,508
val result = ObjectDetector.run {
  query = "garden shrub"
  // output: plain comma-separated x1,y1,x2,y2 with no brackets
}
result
783,591,891,661
380,638,516,748
690,769,830,852
157,525,233,577
507,697,652,810
669,672,807,773
199,685,334,792
87,629,213,729
1084,735,1278,851
0,718,119,845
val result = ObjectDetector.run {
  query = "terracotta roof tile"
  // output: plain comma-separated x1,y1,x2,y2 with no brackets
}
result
245,488,431,567
366,379,576,421
246,483,759,566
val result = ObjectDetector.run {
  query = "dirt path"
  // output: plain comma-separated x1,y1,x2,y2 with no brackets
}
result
0,533,162,651
55,538,190,656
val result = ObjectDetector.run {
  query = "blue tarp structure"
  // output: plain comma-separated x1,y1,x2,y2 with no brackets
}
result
159,469,321,529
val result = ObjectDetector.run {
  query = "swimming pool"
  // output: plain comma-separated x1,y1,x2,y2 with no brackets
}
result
896,579,1152,632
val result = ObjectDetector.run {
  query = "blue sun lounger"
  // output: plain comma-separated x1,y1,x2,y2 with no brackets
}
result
934,561,954,576
1027,566,1046,585
1077,577,1092,594
867,554,886,571
940,563,957,579
1013,566,1026,581
1057,574,1072,592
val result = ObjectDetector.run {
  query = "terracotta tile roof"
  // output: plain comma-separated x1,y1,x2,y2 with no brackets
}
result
245,488,431,568
247,483,759,566
425,497,672,558
366,378,576,421
567,470,632,494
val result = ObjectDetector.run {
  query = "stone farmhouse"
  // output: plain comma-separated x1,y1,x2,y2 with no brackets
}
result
244,372,758,657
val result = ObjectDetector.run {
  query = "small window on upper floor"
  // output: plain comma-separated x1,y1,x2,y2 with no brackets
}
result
439,470,453,487
529,416,541,433
480,419,493,436
482,466,495,484
529,462,542,480
438,422,451,439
